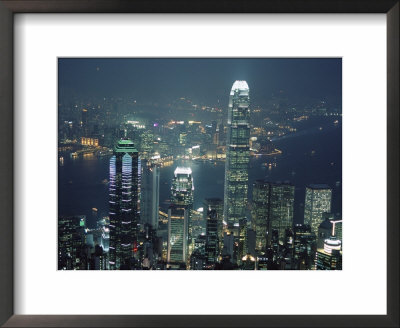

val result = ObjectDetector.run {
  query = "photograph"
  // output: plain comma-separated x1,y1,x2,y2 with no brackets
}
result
58,58,342,271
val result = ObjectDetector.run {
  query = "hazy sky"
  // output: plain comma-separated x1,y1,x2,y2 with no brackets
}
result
58,58,342,107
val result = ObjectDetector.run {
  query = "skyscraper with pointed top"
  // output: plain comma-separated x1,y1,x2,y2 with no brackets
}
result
108,139,140,270
223,81,250,227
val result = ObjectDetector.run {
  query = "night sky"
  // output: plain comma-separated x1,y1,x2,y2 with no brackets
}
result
58,58,342,107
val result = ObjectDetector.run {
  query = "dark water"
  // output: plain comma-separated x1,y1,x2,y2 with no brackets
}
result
59,121,341,228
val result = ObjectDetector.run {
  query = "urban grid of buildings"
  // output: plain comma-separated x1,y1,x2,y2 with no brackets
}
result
58,81,342,270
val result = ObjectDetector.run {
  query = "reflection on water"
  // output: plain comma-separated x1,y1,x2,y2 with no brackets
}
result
59,122,342,228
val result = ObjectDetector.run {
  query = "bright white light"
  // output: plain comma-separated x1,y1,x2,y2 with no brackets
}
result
174,167,192,176
230,80,249,94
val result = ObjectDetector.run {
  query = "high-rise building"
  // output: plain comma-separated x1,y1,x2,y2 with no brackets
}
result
171,167,194,208
304,184,332,236
167,205,189,268
109,139,140,270
141,161,160,230
205,210,219,267
252,180,270,252
223,81,250,226
58,215,86,270
203,198,223,253
269,182,295,242
171,167,194,240
293,224,316,270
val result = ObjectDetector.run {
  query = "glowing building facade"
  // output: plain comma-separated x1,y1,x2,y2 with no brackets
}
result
167,205,189,267
304,184,332,236
171,167,194,239
223,81,250,226
108,139,140,270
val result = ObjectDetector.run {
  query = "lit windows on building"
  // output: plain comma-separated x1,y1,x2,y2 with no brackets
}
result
224,80,250,226
108,139,140,270
315,222,342,270
167,205,189,267
205,210,219,267
269,182,295,243
171,167,194,241
252,180,270,252
304,184,332,236
81,137,99,146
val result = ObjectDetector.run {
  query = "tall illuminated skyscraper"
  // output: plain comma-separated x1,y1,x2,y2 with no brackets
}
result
171,167,194,240
304,184,332,236
108,139,140,270
171,167,194,208
223,80,250,226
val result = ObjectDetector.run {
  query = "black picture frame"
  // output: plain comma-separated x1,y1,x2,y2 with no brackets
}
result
0,1,398,327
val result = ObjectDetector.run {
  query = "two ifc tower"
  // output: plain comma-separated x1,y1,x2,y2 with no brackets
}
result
108,81,251,270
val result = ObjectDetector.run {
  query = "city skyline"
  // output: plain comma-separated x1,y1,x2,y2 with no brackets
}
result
58,58,342,270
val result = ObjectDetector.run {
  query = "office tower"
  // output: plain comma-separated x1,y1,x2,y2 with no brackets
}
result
205,210,219,268
171,167,194,208
141,161,160,230
203,198,223,253
304,184,332,236
58,215,86,270
315,222,342,270
293,224,316,270
167,205,189,268
109,139,140,270
252,180,270,252
171,167,194,240
223,81,250,226
139,130,154,159
269,183,295,242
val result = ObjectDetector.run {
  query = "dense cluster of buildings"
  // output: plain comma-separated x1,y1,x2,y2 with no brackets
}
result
58,81,342,270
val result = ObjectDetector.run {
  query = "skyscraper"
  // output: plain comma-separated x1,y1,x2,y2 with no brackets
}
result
203,198,223,253
167,205,189,268
269,182,295,243
109,139,140,270
171,167,194,208
205,209,219,268
252,180,270,252
223,81,250,226
141,161,160,230
171,167,194,240
304,184,332,236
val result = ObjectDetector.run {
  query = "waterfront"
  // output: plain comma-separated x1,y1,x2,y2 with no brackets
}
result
58,119,341,228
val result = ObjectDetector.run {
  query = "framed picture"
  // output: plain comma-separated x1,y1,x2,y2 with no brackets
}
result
0,0,398,327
